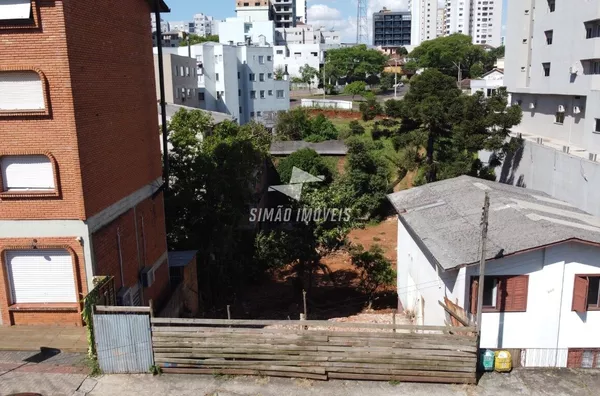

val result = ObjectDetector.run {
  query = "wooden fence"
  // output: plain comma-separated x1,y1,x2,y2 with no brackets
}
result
151,318,478,384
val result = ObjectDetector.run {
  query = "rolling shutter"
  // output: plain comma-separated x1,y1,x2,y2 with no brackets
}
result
0,0,31,20
1,155,55,191
572,275,589,313
0,71,45,111
5,249,77,303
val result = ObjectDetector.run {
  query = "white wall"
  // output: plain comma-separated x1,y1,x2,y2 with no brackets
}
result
396,218,465,326
219,18,275,46
465,243,600,366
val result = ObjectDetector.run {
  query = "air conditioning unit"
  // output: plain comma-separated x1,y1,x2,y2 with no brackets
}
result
117,287,134,306
529,102,536,109
590,153,598,162
141,267,155,288
563,145,570,153
573,106,582,114
558,105,565,112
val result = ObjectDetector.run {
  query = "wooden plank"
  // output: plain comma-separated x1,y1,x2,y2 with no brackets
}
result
325,366,475,378
95,305,151,313
154,357,476,371
150,318,477,333
328,372,476,384
151,333,330,342
439,301,471,327
160,367,328,380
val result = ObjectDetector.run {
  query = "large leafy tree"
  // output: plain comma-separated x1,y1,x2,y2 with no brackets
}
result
277,148,333,184
343,81,367,100
349,244,396,309
299,64,319,92
405,34,501,79
274,108,338,142
324,45,388,83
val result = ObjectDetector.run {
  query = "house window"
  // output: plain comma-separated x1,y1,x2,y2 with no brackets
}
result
470,275,529,313
547,0,555,12
259,55,265,64
257,111,262,117
0,70,46,113
276,90,285,98
0,0,36,28
238,89,241,97
238,72,241,79
1,155,55,193
555,112,565,124
545,30,553,45
260,90,265,98
268,73,273,79
259,73,265,81
198,92,205,101
215,73,219,81
249,73,256,81
267,55,272,61
543,62,551,76
250,90,256,99
268,90,273,96
572,275,600,312
185,66,190,76
250,111,255,117
5,249,77,304
276,50,283,55
595,119,600,133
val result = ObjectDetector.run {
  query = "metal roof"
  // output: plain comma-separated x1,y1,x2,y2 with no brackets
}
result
387,175,600,270
270,140,348,156
168,251,198,268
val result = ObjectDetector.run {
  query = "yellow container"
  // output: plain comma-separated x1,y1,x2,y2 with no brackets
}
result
494,350,512,373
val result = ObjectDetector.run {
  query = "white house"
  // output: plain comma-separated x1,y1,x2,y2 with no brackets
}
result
388,176,600,369
470,68,504,98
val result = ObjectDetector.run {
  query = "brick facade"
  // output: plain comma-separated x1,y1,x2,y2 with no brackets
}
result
0,0,170,326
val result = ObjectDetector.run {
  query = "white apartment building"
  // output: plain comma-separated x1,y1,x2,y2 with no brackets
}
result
219,17,276,46
156,43,289,126
505,0,600,158
444,0,503,47
170,21,195,34
194,13,214,37
154,53,201,108
151,14,170,33
272,0,296,28
296,0,307,24
409,0,439,46
436,8,445,38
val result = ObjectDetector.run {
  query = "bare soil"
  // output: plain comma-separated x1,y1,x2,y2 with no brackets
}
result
232,217,399,321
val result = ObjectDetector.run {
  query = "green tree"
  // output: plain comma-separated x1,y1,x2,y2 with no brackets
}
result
344,81,367,100
359,97,382,121
274,66,286,81
470,62,485,79
348,120,365,136
274,108,312,141
307,114,338,142
277,148,333,184
325,45,388,82
395,47,409,56
385,99,403,119
299,64,319,93
180,34,219,46
349,244,396,309
379,72,395,93
408,34,491,79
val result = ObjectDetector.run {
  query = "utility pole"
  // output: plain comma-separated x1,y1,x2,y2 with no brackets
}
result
394,58,398,99
322,55,326,100
476,192,490,333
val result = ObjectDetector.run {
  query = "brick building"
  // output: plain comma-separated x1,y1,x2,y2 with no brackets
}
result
0,0,171,326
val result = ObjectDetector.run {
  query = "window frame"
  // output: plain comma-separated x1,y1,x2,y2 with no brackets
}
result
470,275,529,314
0,0,39,30
573,274,600,312
0,67,49,117
555,112,565,124
0,152,59,198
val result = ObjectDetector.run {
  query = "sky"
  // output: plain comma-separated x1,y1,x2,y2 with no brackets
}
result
163,0,508,43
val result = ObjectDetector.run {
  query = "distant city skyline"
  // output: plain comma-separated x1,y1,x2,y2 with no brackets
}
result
161,0,508,43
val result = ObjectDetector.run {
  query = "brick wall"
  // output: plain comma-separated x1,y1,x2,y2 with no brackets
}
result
0,1,85,220
0,237,87,326
93,192,168,304
63,0,163,218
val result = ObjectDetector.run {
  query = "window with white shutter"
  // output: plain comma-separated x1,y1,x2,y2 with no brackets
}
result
0,71,46,112
0,155,55,192
5,249,77,304
0,0,32,21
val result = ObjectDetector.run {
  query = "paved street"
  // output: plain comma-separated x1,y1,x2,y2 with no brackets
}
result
2,366,600,395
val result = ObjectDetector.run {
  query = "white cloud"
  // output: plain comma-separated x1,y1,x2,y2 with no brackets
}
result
311,16,357,42
307,4,342,21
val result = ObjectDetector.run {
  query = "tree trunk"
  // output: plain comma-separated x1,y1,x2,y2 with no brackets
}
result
426,131,436,183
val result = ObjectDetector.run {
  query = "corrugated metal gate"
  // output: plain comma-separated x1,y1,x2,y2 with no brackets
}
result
93,307,153,374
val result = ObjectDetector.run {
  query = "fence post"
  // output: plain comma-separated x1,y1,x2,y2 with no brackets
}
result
149,299,155,318
392,309,397,334
302,289,307,320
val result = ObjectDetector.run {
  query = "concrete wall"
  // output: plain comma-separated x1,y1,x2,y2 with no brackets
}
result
495,139,600,217
465,243,600,367
301,99,352,109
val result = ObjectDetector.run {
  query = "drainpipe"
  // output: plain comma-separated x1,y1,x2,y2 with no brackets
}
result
154,0,169,189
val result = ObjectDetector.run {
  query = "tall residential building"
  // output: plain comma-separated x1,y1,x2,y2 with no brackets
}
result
505,0,600,158
151,13,170,32
152,31,182,47
373,8,412,49
236,0,272,22
296,0,307,24
436,7,445,38
444,0,503,47
273,0,297,28
409,0,438,46
193,13,214,37
170,20,195,33
0,0,171,326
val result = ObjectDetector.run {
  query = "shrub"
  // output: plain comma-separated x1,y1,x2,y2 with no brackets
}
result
359,98,382,122
349,120,366,136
